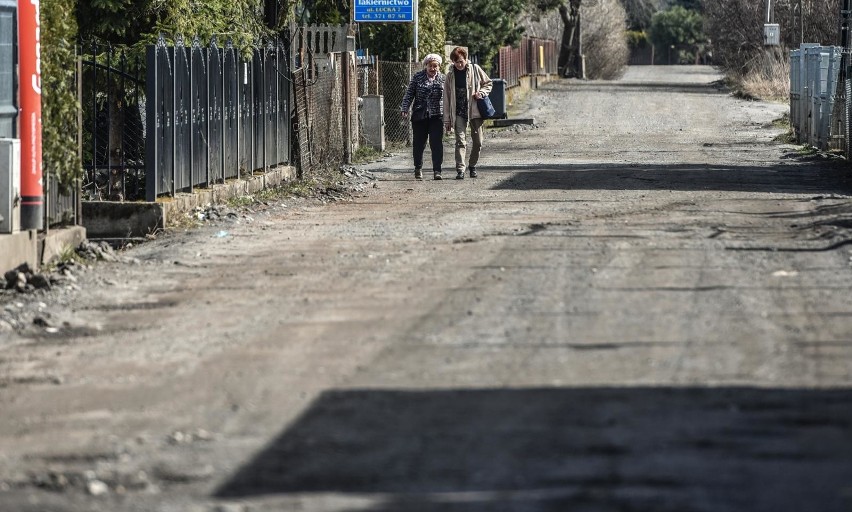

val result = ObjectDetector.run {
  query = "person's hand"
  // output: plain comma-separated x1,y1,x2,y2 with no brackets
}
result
401,111,409,119
445,122,452,132
474,91,484,99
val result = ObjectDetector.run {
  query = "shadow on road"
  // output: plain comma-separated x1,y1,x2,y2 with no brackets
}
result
551,81,729,95
216,387,852,512
487,161,852,196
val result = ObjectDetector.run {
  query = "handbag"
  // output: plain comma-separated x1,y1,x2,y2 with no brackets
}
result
477,95,496,119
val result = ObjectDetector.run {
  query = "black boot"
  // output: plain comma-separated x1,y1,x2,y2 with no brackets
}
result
414,168,423,180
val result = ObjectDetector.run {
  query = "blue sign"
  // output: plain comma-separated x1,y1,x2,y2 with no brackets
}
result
354,0,413,22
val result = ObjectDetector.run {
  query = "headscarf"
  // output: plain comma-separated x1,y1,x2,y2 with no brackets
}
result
422,53,442,68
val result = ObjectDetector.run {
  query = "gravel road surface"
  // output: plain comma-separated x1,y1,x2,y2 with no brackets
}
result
1,65,851,512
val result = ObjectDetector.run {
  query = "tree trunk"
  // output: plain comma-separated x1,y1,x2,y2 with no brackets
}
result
557,0,582,78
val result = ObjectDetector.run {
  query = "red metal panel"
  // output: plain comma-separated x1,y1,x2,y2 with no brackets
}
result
17,0,42,229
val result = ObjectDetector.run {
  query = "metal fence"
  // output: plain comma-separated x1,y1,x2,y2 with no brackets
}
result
0,0,15,139
46,173,79,227
497,37,558,87
145,37,291,201
789,44,844,152
377,60,417,145
292,51,359,176
80,41,146,201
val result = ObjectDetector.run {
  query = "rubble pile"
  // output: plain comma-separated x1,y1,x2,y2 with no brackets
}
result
2,263,52,294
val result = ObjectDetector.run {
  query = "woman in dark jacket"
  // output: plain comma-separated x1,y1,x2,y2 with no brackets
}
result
400,53,446,180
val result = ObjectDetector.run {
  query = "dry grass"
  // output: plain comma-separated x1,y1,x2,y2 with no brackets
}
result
732,49,790,102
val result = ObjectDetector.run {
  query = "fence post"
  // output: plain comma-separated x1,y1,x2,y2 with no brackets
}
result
145,43,158,201
343,51,351,164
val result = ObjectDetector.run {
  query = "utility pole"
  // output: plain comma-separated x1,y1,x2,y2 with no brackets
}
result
791,0,803,45
763,0,780,47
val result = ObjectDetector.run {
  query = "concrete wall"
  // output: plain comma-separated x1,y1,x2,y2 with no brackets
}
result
83,165,297,239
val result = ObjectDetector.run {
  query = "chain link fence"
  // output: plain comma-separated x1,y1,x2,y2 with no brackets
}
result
379,61,416,148
294,52,359,177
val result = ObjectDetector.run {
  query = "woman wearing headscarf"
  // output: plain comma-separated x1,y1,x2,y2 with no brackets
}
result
400,53,446,180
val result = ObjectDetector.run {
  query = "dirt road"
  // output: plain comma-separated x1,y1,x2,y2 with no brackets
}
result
1,66,852,512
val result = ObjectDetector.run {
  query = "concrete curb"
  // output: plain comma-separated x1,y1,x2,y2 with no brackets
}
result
1,166,297,273
83,166,297,239
0,226,87,274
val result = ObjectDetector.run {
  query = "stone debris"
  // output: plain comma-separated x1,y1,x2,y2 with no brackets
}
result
167,429,215,445
193,204,240,223
3,263,51,293
24,466,154,495
87,479,109,496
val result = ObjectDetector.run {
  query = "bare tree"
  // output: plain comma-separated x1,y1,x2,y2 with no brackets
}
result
583,0,630,78
704,0,841,75
521,0,628,79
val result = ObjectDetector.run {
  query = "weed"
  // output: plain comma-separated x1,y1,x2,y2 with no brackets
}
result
352,146,383,163
797,144,818,156
57,244,85,265
771,113,795,144
42,243,85,272
227,195,255,208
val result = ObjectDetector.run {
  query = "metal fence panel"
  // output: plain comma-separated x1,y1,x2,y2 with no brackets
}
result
264,45,276,168
144,38,291,200
0,0,16,139
174,42,192,193
282,46,292,164
223,44,239,180
145,41,174,201
238,55,253,175
191,41,208,189
847,66,852,160
790,49,801,142
252,48,264,172
208,42,224,184
805,47,822,146
819,47,841,150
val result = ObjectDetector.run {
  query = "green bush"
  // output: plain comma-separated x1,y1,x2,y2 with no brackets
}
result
43,0,82,194
648,5,703,64
625,30,648,49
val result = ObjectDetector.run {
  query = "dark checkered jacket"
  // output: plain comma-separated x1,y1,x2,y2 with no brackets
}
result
400,70,446,121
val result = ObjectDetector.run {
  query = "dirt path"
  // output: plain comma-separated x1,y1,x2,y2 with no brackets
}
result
1,66,852,512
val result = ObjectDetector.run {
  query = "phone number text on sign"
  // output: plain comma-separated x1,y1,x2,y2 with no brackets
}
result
354,0,413,22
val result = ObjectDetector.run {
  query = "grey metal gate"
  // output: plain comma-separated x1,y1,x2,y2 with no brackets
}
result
0,0,16,139
145,37,291,201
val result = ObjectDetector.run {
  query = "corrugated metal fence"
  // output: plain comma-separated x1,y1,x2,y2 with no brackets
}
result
497,37,558,87
789,44,844,152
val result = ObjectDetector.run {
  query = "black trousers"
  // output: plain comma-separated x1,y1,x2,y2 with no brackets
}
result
412,116,444,173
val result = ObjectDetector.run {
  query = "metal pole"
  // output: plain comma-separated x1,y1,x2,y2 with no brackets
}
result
413,0,419,63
